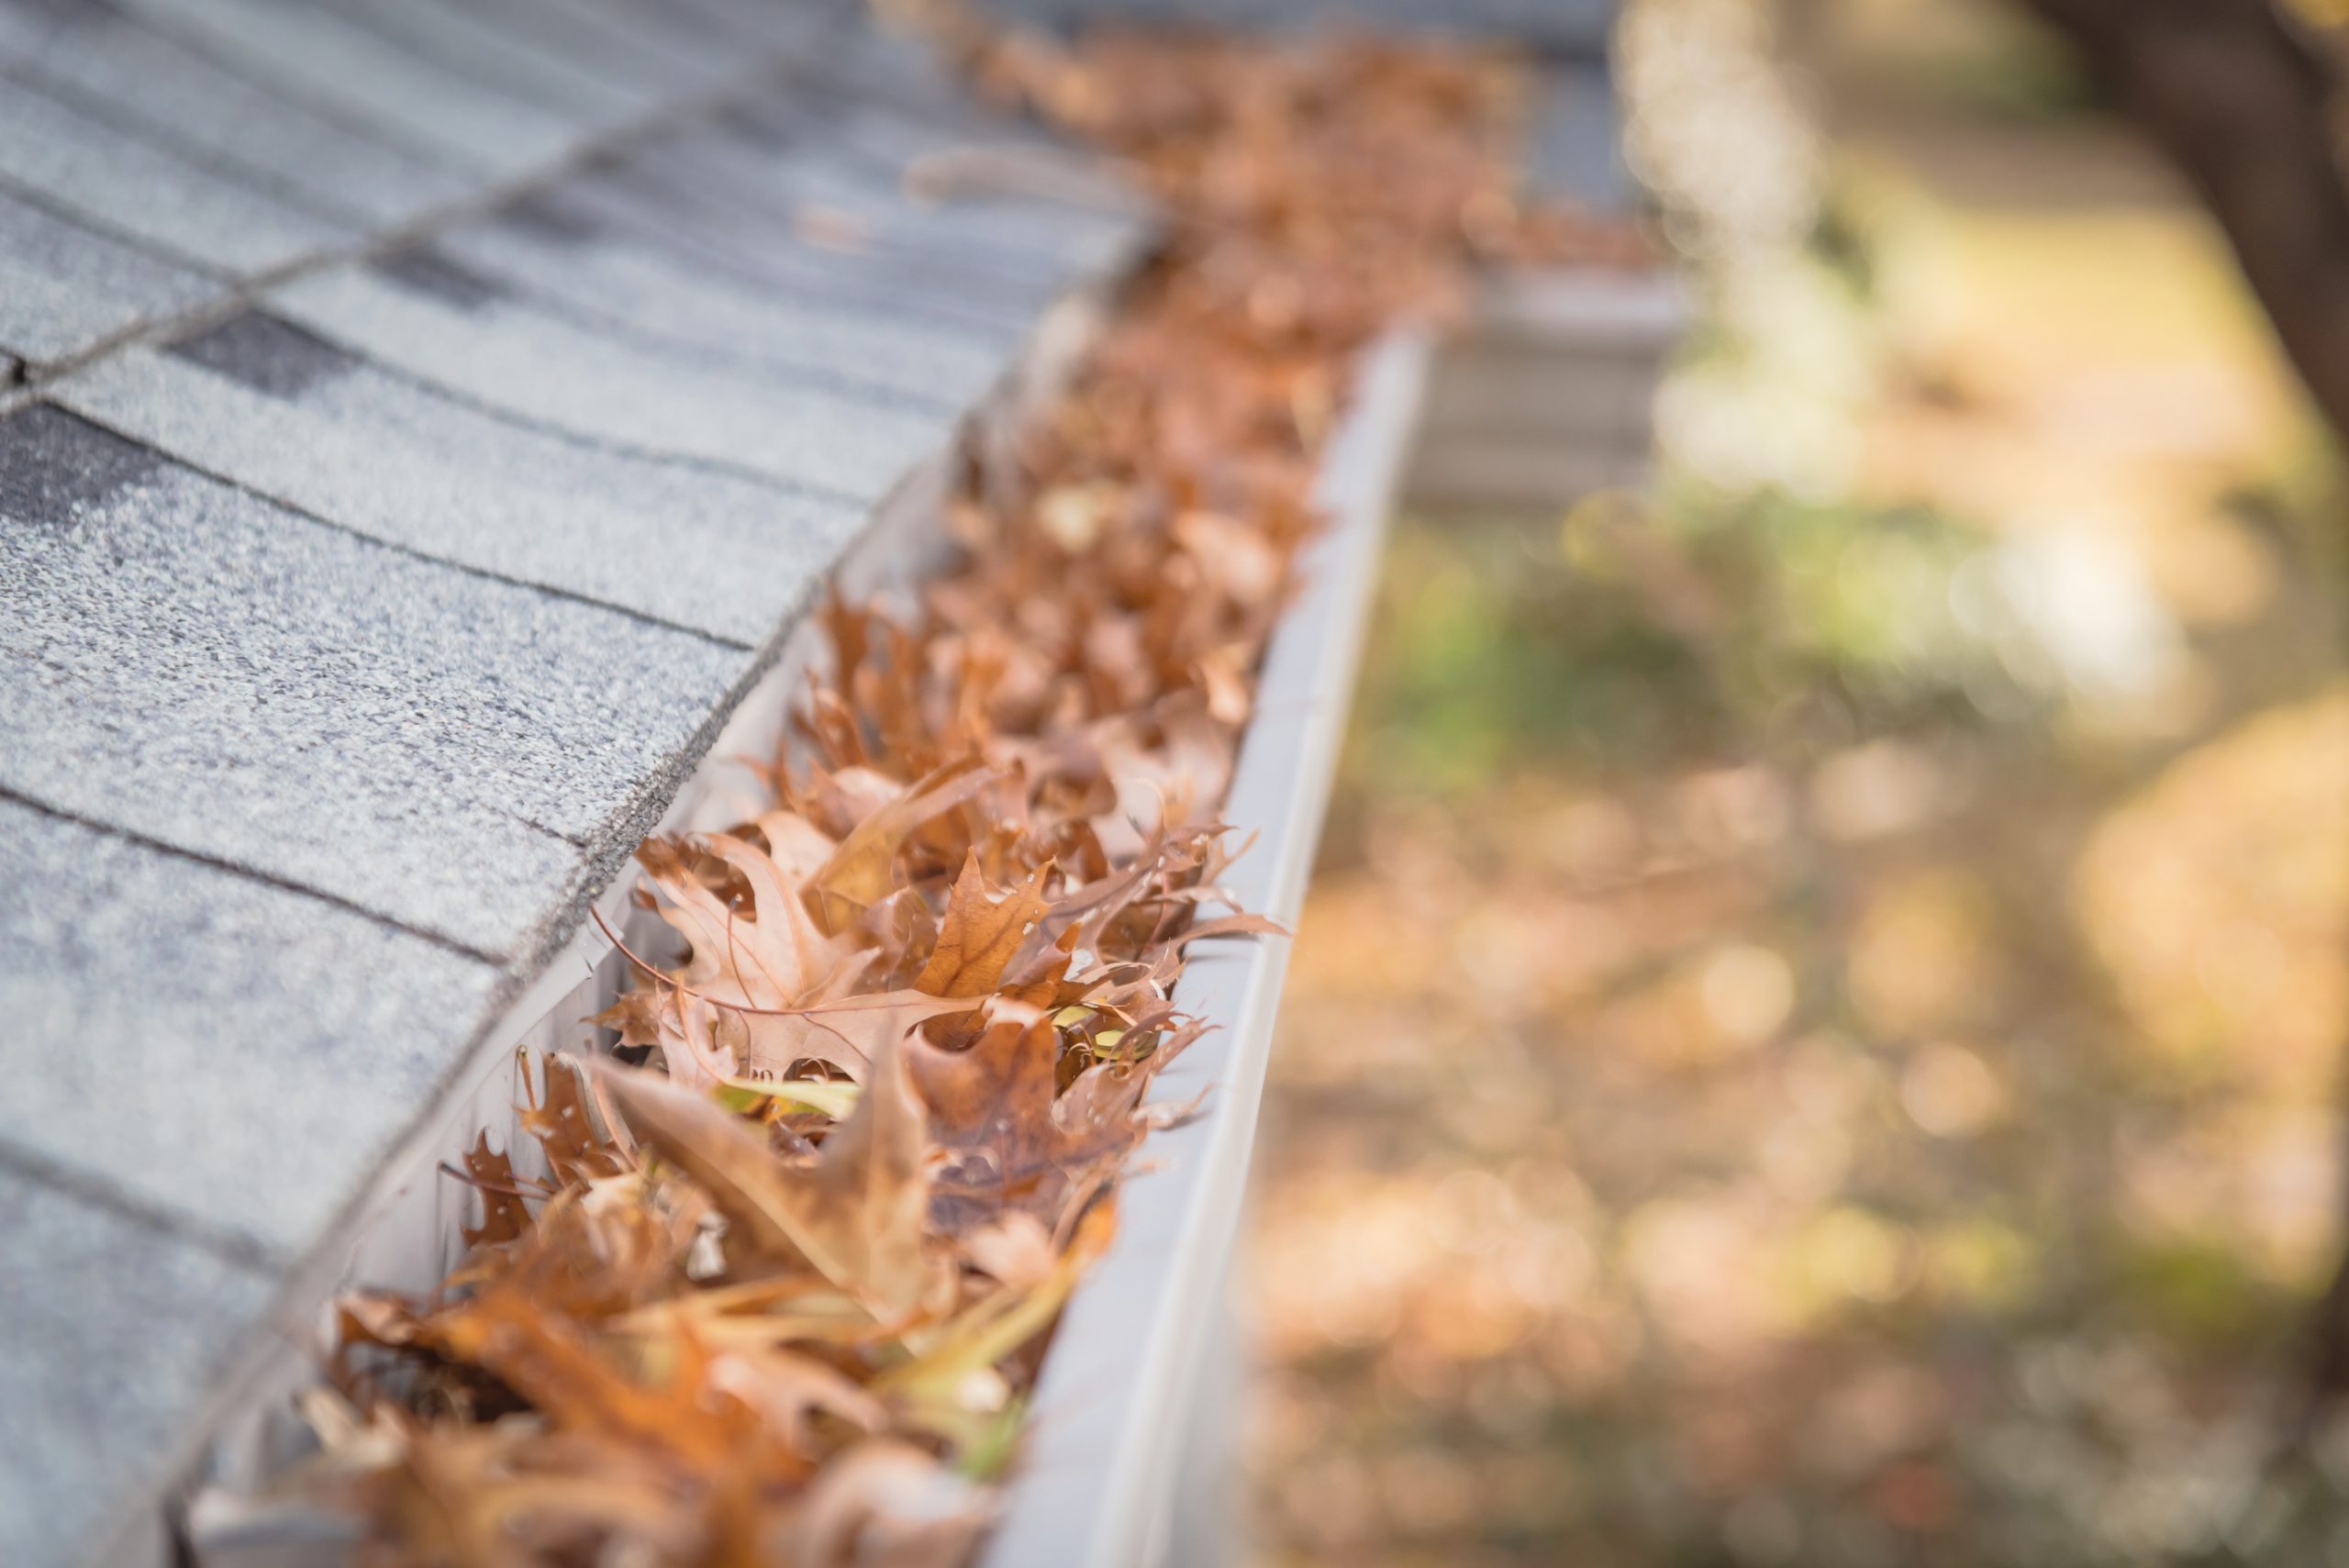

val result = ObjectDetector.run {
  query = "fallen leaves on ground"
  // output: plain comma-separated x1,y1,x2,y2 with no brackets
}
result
294,10,1643,1565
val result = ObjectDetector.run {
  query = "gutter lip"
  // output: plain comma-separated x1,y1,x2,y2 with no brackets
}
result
975,327,1433,1568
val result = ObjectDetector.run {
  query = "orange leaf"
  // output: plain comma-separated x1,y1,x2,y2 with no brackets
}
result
916,852,1052,1001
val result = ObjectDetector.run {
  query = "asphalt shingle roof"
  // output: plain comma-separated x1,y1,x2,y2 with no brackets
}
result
0,1155,276,1568
0,185,218,371
0,10,473,230
0,2,1629,1562
0,791,503,1259
1,406,755,958
60,321,865,644
266,256,961,495
0,4,1141,1562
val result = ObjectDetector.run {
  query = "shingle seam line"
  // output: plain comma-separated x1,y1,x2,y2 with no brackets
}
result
550,189,1031,342
301,0,629,121
179,341,886,507
0,785,512,968
495,806,594,851
39,401,768,654
439,272,970,418
4,323,893,514
446,0,736,97
80,3,494,178
637,149,1070,309
0,1138,283,1274
0,166,237,282
0,60,381,238
0,50,827,395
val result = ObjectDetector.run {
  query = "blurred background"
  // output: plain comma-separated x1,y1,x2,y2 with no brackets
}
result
1242,0,2349,1562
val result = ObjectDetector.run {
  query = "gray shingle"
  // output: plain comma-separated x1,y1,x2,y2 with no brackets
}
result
109,0,582,177
0,1,472,230
305,0,657,125
58,317,868,646
626,0,853,54
581,147,1058,334
435,199,1018,406
451,0,755,93
0,1162,273,1568
0,76,351,272
780,50,1155,253
742,74,1103,198
818,21,986,115
646,113,1125,296
0,798,503,1258
0,185,219,371
0,405,749,957
267,253,962,499
551,162,1041,341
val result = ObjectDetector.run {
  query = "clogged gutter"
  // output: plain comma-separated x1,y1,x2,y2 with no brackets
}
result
287,13,1643,1564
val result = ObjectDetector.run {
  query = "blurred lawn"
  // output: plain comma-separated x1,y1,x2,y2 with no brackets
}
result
1241,3,2349,1563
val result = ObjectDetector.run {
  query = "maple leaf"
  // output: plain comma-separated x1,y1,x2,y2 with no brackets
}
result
610,1272,882,1352
364,1419,689,1568
417,1277,751,1473
954,1211,1055,1290
1169,911,1290,949
752,804,854,879
706,1345,887,1455
698,831,859,1006
602,831,880,1086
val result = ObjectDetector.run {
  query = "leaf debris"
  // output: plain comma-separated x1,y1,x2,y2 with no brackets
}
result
292,13,1646,1564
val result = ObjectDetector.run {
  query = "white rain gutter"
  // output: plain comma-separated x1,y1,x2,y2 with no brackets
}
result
976,328,1430,1568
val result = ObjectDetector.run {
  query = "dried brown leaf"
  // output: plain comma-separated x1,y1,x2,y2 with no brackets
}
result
916,853,1052,1001
600,1032,950,1321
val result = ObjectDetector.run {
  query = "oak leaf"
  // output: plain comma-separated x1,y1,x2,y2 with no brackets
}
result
915,852,1052,1001
455,1133,530,1250
809,759,997,933
599,1032,951,1322
908,1004,1148,1232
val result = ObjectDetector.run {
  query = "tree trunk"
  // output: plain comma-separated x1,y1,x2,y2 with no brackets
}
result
2012,0,2349,1439
2020,0,2349,442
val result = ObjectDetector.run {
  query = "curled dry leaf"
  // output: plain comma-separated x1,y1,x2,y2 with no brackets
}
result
811,761,1000,933
455,1133,530,1250
954,1211,1056,1291
781,1442,992,1568
909,1004,1150,1235
597,1034,952,1324
916,853,1052,1001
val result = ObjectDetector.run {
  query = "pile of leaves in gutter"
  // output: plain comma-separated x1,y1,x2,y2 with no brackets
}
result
288,19,1643,1568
